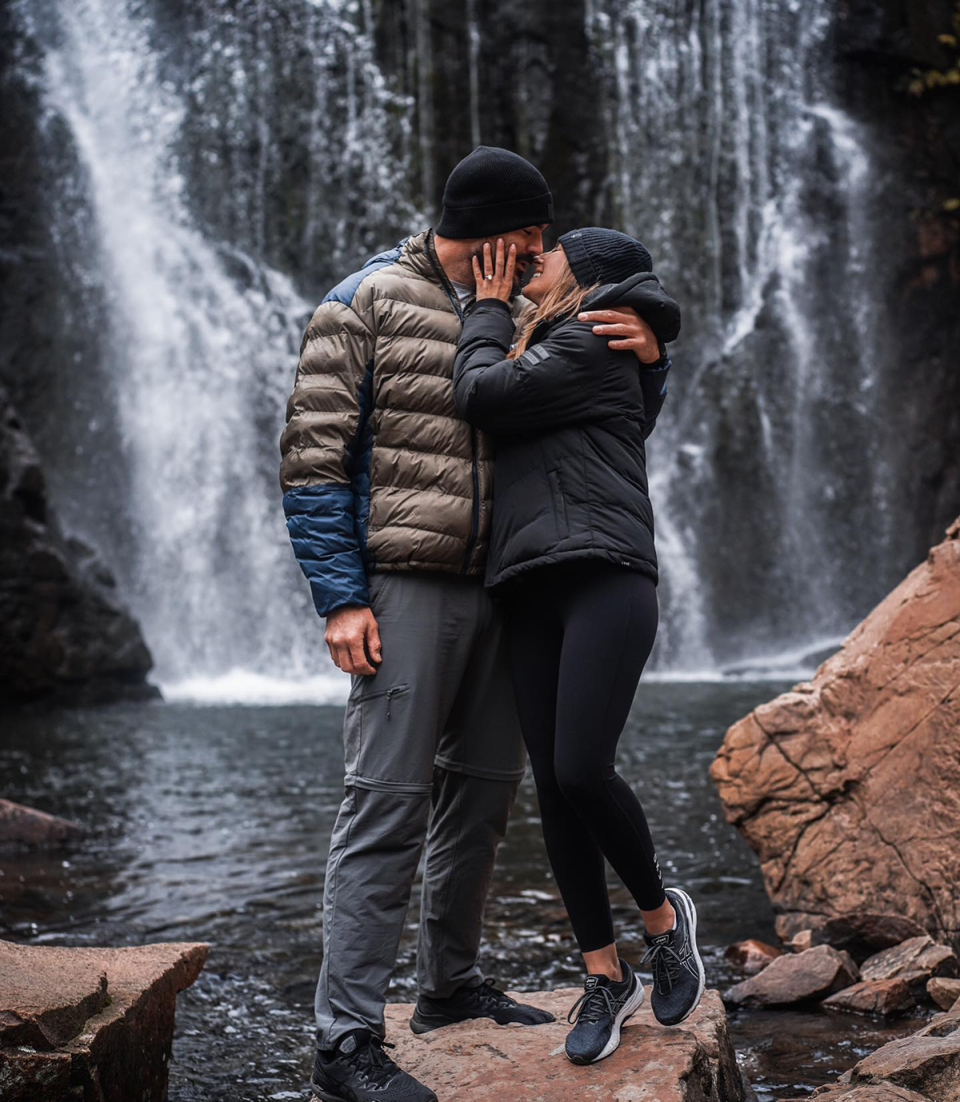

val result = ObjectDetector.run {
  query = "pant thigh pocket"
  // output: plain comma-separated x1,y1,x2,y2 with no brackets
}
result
347,683,414,781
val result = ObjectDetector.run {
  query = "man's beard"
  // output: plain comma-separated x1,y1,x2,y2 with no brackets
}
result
470,249,536,298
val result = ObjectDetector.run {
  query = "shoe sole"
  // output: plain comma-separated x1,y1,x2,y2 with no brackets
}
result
311,1074,438,1102
659,886,706,1025
566,973,645,1065
409,1008,554,1035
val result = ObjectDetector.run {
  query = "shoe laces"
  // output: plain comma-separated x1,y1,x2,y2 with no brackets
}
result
641,938,683,996
469,977,514,1009
567,983,617,1026
341,1035,398,1088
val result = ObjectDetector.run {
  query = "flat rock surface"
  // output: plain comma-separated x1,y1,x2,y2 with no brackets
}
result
724,945,858,1007
312,988,744,1101
710,518,960,946
0,940,108,1048
0,940,209,1102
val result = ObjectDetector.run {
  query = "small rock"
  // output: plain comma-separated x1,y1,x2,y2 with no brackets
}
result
927,976,960,1010
724,938,782,975
0,799,83,848
821,977,917,1017
860,936,958,984
810,914,929,963
723,944,859,1007
788,929,814,953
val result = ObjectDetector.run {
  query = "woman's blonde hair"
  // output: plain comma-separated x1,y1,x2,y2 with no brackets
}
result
509,253,600,359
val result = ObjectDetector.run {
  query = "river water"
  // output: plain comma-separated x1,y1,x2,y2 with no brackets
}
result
0,681,926,1100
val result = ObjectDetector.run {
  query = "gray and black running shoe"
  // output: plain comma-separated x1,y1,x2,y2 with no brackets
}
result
311,1030,437,1102
641,886,705,1026
564,958,645,1064
409,977,554,1034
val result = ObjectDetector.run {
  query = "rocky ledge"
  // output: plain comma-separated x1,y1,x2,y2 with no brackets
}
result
0,388,157,706
710,517,960,946
311,987,744,1102
0,939,208,1101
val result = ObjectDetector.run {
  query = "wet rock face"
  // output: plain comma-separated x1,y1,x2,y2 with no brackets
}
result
0,940,208,1102
710,518,960,948
318,987,745,1101
0,389,157,705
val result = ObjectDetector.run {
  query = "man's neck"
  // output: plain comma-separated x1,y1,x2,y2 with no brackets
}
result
433,234,474,286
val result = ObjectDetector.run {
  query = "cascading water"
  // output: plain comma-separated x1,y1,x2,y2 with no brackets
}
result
590,0,890,671
10,0,901,698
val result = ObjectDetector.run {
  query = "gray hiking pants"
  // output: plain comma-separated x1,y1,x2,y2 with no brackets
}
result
314,571,526,1048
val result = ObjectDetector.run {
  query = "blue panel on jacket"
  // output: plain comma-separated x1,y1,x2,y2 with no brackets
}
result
323,239,408,308
283,485,370,616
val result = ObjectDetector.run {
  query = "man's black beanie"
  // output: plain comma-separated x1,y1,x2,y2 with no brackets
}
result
558,227,653,287
436,146,554,239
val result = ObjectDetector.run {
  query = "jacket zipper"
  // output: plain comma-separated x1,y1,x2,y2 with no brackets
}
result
426,233,481,576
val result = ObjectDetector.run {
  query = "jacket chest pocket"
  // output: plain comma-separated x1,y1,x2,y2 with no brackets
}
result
547,469,569,540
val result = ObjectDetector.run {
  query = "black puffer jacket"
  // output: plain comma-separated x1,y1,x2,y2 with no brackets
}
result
452,273,679,592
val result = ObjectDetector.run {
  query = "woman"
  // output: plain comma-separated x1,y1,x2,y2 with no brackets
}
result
452,229,703,1065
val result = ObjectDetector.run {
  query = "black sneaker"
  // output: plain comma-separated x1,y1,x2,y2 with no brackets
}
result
409,977,555,1034
311,1029,437,1102
564,958,645,1065
641,886,705,1026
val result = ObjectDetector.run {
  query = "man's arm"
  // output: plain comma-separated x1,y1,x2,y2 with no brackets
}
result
280,296,381,674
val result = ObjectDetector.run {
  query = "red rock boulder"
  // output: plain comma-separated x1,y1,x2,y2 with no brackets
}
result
710,518,960,947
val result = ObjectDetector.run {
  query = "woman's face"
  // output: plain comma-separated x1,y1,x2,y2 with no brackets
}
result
524,243,571,303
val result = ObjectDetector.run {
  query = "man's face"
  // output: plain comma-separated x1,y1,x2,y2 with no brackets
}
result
471,224,548,295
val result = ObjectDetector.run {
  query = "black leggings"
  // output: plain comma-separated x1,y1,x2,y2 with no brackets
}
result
505,560,665,953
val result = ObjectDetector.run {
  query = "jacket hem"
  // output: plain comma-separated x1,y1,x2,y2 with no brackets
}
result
487,548,659,594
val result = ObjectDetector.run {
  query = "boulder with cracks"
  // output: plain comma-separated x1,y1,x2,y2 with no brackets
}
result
710,518,960,948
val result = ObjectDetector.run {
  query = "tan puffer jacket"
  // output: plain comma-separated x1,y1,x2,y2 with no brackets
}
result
280,230,531,616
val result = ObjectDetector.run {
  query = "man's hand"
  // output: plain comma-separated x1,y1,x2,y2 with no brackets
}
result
325,605,383,675
578,306,661,363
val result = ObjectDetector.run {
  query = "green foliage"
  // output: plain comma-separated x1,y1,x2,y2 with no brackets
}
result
906,4,960,96
903,4,960,215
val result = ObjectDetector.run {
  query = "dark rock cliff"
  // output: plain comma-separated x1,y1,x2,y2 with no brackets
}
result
0,388,157,705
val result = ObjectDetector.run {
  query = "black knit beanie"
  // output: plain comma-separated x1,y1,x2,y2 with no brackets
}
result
558,227,653,287
436,146,554,239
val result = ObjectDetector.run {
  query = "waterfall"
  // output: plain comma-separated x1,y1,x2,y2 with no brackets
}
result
591,0,889,672
10,0,900,698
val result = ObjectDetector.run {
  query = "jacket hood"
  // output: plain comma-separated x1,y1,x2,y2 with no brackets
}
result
582,272,681,343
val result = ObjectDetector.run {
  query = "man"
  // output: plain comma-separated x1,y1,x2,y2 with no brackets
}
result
280,146,662,1102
